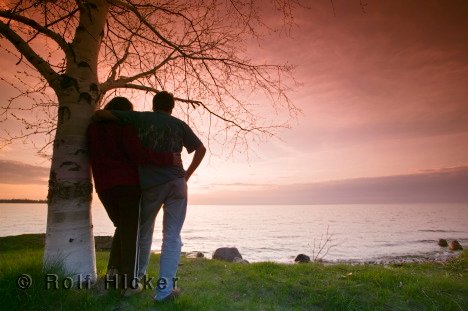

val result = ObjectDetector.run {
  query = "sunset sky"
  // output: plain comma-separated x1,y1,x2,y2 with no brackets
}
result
1,0,467,204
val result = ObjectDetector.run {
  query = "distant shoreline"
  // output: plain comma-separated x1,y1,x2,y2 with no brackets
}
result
0,199,46,204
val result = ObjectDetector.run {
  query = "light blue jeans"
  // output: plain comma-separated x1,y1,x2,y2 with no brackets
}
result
136,177,187,300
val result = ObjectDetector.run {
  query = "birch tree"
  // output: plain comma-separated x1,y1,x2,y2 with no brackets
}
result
0,0,300,281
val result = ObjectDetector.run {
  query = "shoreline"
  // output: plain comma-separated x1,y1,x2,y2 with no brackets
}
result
321,252,462,265
182,250,463,265
1,233,463,265
0,199,46,204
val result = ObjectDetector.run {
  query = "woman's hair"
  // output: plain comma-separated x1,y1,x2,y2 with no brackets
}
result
104,97,133,111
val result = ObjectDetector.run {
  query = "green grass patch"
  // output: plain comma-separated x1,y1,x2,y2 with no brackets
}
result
0,234,466,310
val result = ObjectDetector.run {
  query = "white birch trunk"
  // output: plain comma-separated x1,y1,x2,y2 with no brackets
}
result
44,0,109,282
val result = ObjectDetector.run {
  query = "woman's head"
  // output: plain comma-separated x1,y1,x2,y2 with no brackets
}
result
104,97,133,111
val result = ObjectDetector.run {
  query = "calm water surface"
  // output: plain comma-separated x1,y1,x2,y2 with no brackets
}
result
1,203,466,262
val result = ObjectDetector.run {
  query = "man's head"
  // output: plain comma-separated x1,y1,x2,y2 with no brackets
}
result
104,97,133,111
152,91,175,113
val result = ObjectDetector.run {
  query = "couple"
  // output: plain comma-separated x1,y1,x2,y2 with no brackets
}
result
87,91,206,301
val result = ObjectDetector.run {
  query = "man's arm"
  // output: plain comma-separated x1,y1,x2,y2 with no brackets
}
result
122,125,182,167
92,110,119,121
185,144,206,181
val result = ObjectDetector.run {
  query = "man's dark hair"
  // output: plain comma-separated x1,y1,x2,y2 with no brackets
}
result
152,91,175,112
104,97,133,111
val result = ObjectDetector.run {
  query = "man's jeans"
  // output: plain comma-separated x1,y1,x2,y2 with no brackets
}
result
137,177,187,299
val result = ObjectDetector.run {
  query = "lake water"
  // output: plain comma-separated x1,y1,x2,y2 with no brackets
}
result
0,203,466,263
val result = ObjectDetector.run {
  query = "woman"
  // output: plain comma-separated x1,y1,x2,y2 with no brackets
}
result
87,97,181,293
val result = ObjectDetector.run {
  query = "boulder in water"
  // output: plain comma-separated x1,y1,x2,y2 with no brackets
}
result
438,239,448,247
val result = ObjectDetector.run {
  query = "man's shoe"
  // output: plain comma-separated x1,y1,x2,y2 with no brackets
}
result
122,283,143,297
154,288,181,303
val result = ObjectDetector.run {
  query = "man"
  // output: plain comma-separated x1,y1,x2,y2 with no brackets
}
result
94,91,206,302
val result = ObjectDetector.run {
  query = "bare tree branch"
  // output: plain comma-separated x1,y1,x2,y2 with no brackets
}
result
0,19,59,87
112,82,289,134
103,48,177,88
110,0,190,56
0,9,73,58
1,0,302,155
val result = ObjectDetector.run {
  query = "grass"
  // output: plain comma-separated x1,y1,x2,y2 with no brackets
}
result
0,234,467,310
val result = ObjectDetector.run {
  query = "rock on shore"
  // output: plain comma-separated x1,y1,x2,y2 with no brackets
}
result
213,247,243,262
294,254,311,263
448,240,463,251
185,251,205,258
